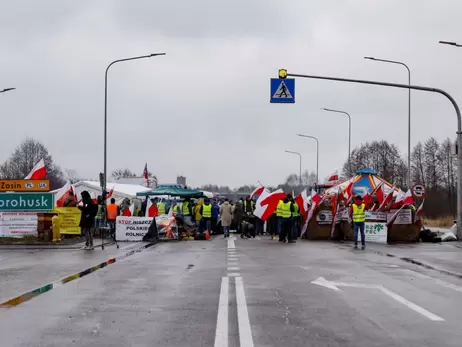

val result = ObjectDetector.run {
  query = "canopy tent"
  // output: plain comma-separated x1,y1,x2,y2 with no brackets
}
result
136,186,203,198
323,168,397,197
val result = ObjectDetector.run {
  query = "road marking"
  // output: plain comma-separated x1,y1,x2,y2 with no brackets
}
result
228,255,238,259
228,262,239,267
228,267,240,271
228,272,241,277
214,277,229,347
235,276,254,347
311,277,444,321
228,239,235,249
402,269,462,293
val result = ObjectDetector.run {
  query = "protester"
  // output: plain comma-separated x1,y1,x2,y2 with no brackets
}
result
268,209,278,240
211,199,220,234
182,198,193,226
194,199,203,232
291,196,301,238
119,198,131,216
106,197,119,240
220,198,233,238
157,199,166,215
351,195,366,250
78,191,97,250
200,198,212,233
278,194,295,243
63,191,77,207
232,200,244,234
94,195,105,231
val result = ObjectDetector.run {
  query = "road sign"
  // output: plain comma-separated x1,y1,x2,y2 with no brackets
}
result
412,184,426,199
0,180,50,192
0,193,54,211
270,78,295,103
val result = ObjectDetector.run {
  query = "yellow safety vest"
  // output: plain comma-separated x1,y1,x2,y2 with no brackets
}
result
173,205,179,216
280,202,292,219
202,204,212,218
276,201,283,217
352,203,366,223
182,202,190,215
293,203,300,217
157,202,166,215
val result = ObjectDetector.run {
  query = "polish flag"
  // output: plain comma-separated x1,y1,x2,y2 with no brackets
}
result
295,188,310,216
90,191,97,204
394,189,405,203
253,189,286,221
328,170,339,182
25,158,47,180
250,184,265,200
311,188,322,205
401,190,414,206
146,198,158,217
143,163,149,180
376,183,385,203
106,186,115,200
55,181,75,207
414,199,425,222
378,184,396,211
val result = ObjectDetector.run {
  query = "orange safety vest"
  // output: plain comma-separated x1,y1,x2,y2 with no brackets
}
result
107,204,118,220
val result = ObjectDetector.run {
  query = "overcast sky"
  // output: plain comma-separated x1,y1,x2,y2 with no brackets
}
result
1,0,461,188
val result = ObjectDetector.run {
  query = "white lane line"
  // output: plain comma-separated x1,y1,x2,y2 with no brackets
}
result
379,286,444,321
402,269,462,293
235,276,254,347
228,272,241,277
228,262,239,267
228,267,240,271
214,277,229,347
228,255,238,259
118,243,138,250
228,239,235,249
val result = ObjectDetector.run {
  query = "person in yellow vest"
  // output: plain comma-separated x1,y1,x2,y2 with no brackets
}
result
275,199,284,240
106,198,119,240
182,198,193,226
194,199,203,231
279,194,295,243
350,195,366,250
200,198,212,233
291,196,301,239
156,200,166,215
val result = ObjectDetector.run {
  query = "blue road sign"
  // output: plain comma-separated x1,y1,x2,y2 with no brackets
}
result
270,78,295,103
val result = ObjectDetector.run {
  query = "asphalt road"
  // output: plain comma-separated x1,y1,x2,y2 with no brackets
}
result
1,236,462,346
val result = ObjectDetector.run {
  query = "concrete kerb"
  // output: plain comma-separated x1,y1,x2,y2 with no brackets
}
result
0,240,158,309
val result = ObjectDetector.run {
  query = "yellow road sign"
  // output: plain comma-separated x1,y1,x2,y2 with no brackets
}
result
0,180,50,192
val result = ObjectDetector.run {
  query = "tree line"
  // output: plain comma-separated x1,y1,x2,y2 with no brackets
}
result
342,137,456,217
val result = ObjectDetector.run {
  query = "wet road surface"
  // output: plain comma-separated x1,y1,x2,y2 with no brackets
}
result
1,236,462,346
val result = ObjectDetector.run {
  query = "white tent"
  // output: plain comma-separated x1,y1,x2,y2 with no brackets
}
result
52,181,150,204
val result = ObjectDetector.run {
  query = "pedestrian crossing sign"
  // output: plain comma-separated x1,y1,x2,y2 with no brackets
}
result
270,78,295,103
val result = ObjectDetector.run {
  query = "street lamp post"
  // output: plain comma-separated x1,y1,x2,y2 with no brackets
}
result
103,53,166,196
0,88,15,93
321,108,351,176
285,150,302,186
296,134,319,184
364,56,411,189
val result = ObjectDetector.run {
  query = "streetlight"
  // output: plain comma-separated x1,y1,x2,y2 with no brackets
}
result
296,134,319,184
285,150,302,186
321,108,351,176
103,53,166,197
364,56,411,189
439,41,462,47
0,88,15,93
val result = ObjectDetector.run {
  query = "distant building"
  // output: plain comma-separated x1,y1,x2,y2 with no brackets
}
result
177,175,186,186
115,176,158,189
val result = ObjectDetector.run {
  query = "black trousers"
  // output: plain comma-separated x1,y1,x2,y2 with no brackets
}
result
279,219,293,241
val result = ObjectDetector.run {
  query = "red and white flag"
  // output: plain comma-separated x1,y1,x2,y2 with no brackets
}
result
106,186,115,200
401,190,414,206
414,199,425,222
253,189,286,221
143,163,149,180
311,188,322,205
378,184,396,211
295,188,310,216
250,184,265,200
25,158,47,180
327,170,339,182
55,181,75,207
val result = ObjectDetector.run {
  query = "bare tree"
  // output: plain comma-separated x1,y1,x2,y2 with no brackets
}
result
0,138,65,189
64,169,81,184
112,168,136,179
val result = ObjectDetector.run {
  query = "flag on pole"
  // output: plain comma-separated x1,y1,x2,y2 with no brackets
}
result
146,198,158,217
250,184,265,200
253,189,286,221
106,186,115,200
295,188,310,216
25,158,47,180
143,163,149,180
378,184,396,211
414,199,425,223
327,170,339,182
311,188,322,205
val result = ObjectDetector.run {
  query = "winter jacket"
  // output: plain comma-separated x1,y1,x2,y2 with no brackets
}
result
219,201,233,227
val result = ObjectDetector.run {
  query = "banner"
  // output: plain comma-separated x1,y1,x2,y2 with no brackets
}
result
387,209,412,224
116,215,178,241
365,211,387,221
0,212,38,238
55,207,81,235
364,222,387,244
316,210,332,225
